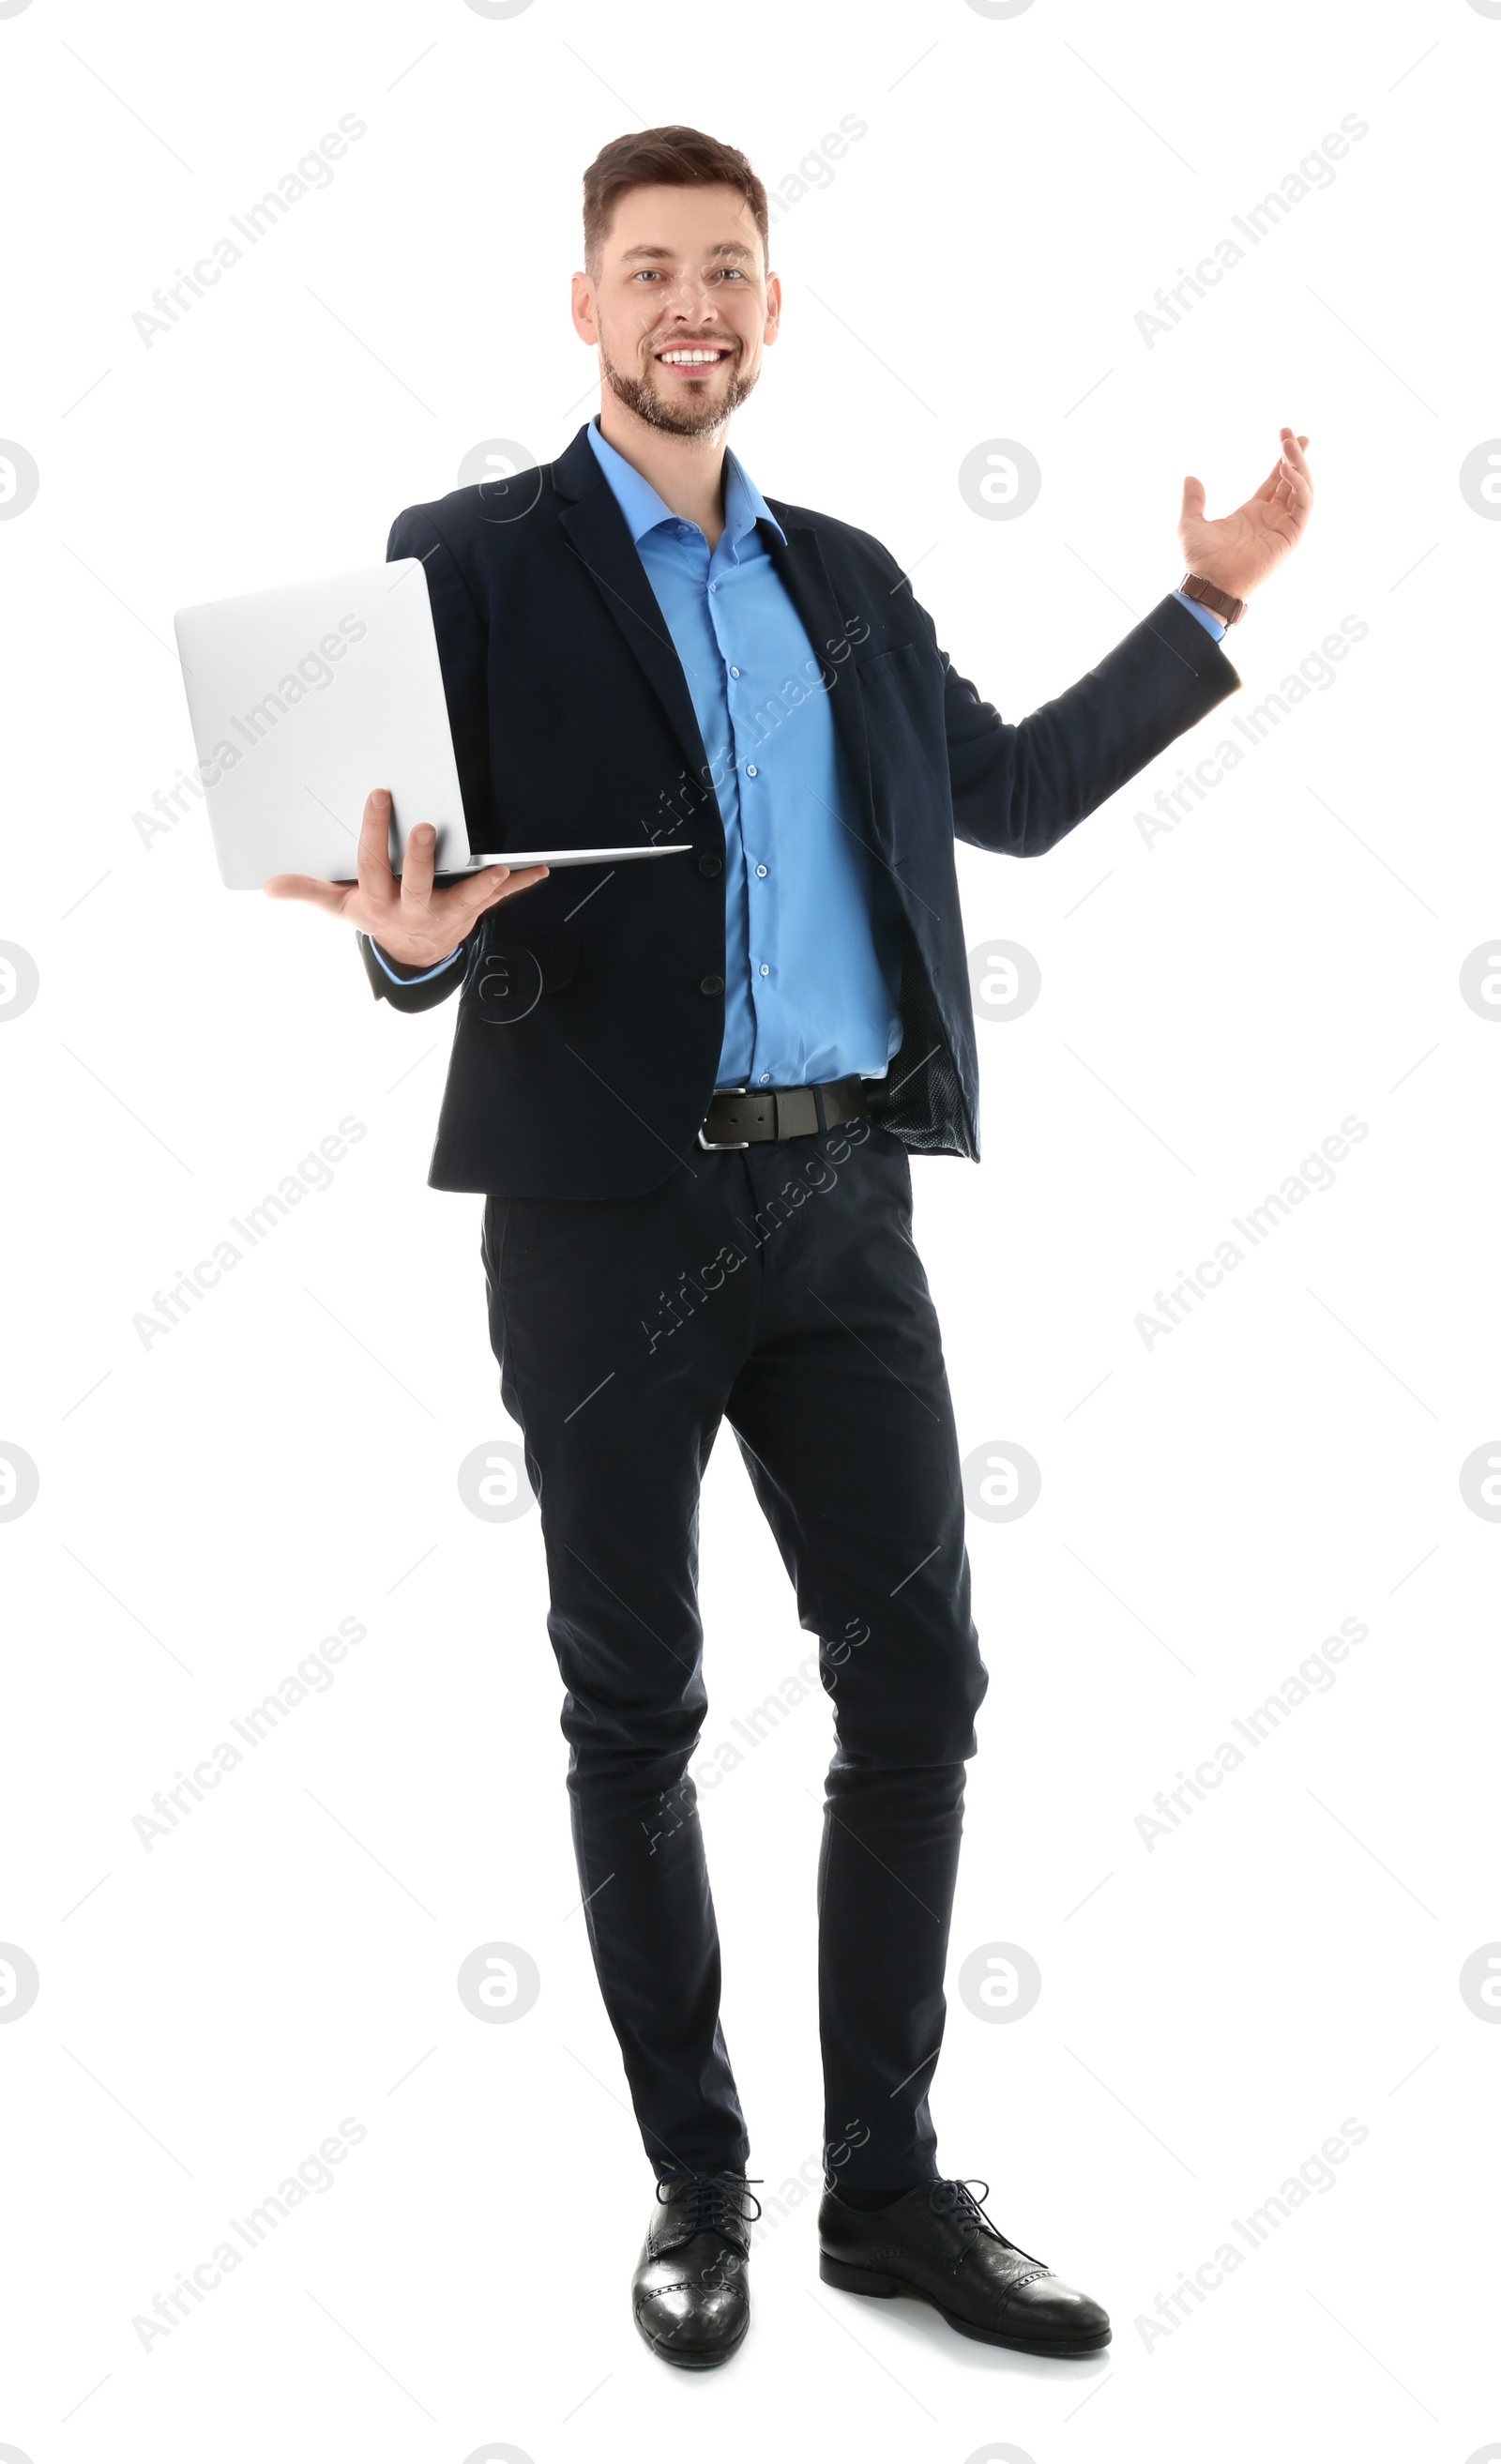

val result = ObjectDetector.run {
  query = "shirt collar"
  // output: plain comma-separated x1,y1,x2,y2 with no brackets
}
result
585,416,786,554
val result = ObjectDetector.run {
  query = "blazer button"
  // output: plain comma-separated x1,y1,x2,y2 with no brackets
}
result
698,852,723,876
700,973,724,996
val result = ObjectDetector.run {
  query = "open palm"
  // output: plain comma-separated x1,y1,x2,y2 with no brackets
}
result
1178,427,1312,601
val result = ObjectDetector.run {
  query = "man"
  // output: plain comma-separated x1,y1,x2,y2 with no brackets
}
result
268,126,1311,2370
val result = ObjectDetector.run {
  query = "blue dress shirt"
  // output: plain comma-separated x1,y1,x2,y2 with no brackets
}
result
583,418,905,1090
1175,593,1227,641
373,434,1226,1045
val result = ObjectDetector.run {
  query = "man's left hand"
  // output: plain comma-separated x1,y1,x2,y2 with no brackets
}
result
1178,426,1312,602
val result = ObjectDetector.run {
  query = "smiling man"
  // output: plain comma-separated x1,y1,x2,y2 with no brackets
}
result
269,125,1311,2371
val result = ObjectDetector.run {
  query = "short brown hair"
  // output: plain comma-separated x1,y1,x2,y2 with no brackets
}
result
582,126,769,277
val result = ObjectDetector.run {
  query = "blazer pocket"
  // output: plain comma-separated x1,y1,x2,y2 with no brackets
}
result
854,636,922,670
465,932,581,1025
855,639,950,809
853,636,940,682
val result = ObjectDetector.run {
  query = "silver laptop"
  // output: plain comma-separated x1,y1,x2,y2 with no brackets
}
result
174,559,695,889
174,559,486,889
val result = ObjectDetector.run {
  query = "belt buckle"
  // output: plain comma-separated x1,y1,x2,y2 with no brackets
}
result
697,1086,750,1151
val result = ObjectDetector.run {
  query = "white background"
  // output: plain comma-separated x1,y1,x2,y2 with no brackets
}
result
2,2,1498,2459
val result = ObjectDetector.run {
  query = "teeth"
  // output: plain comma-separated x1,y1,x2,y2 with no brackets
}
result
658,349,724,365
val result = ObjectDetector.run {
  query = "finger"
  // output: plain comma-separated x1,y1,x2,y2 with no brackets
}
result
495,861,550,905
1277,453,1312,510
399,820,437,911
1180,475,1206,522
264,873,348,914
356,789,397,899
1279,428,1312,475
450,862,551,933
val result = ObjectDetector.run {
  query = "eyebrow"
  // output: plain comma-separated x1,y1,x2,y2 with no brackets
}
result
618,241,754,264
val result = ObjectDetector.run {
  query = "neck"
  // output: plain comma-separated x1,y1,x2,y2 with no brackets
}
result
596,394,730,548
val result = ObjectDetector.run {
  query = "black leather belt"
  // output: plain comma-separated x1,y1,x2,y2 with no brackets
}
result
697,1076,869,1149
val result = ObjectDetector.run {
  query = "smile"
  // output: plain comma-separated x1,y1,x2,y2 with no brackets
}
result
655,348,730,367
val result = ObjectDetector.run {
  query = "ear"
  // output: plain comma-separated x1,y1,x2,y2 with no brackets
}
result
763,271,782,345
570,270,597,345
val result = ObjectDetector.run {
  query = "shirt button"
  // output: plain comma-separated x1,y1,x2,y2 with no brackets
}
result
698,851,722,876
755,863,767,878
760,1072,771,1084
729,665,741,678
759,963,769,977
700,973,724,996
708,581,718,594
746,764,758,778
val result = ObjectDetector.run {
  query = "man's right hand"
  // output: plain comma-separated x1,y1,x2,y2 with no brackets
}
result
263,788,549,968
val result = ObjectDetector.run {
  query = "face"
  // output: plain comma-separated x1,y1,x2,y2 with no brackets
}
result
571,182,781,438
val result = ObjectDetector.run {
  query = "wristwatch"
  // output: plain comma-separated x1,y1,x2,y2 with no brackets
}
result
1179,570,1248,626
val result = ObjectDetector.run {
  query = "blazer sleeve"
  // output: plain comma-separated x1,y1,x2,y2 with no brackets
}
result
923,588,1241,859
356,500,493,1011
355,929,470,1011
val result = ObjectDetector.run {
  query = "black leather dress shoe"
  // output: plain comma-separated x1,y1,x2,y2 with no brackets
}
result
631,2171,760,2369
819,2178,1110,2356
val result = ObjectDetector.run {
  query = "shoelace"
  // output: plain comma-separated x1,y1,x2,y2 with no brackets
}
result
657,2170,764,2248
929,2178,1008,2243
928,2179,1044,2269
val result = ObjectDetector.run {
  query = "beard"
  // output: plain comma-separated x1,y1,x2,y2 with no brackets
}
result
599,336,760,438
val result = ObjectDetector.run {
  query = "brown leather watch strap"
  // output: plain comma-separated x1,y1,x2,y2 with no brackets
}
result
1179,570,1248,626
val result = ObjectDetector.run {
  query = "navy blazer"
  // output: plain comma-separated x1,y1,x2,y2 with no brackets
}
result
358,423,1238,1198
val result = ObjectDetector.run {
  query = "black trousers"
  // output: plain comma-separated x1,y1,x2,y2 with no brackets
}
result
480,1114,988,2187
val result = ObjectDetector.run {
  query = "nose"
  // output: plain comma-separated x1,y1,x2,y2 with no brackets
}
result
656,270,720,320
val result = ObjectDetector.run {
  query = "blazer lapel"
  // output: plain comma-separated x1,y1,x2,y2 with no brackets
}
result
760,516,880,848
553,428,715,800
551,433,885,863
